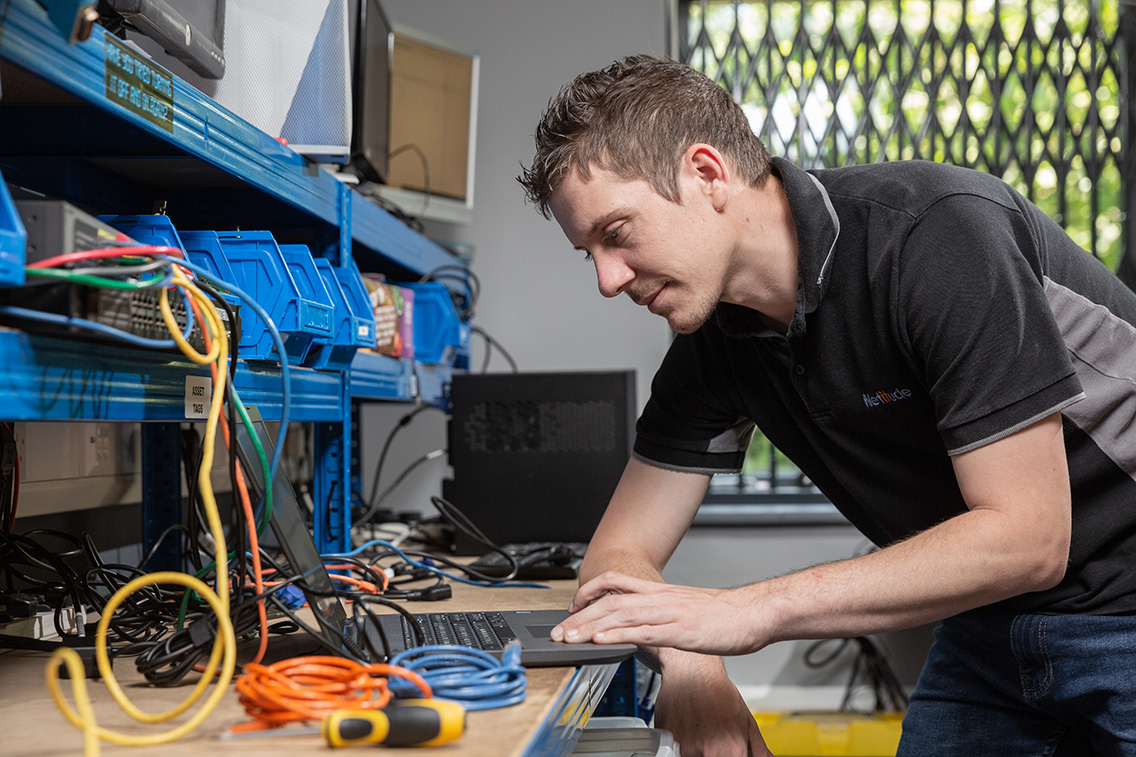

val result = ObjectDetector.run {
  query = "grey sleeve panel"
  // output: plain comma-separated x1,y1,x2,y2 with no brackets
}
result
630,450,741,476
704,416,758,454
947,394,1084,455
1046,277,1136,481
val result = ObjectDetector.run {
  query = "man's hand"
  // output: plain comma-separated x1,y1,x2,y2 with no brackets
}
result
653,654,771,757
552,571,766,656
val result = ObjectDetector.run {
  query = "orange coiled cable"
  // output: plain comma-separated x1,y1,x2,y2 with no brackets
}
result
233,656,432,732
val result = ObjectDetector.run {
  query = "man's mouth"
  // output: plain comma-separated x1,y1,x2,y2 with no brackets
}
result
643,284,666,313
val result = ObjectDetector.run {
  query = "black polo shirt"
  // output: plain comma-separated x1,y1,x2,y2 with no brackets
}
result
635,157,1136,616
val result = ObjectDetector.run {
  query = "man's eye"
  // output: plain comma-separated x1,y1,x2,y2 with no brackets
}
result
604,225,624,244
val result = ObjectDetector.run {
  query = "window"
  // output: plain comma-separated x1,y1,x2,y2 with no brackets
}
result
676,0,1131,504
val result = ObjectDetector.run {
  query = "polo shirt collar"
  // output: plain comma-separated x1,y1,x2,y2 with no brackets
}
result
713,157,840,338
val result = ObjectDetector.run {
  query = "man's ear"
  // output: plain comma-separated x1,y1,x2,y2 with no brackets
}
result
683,143,730,211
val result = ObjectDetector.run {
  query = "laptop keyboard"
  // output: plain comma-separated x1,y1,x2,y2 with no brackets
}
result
400,611,519,652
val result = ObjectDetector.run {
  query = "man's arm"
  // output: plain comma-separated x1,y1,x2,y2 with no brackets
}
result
577,455,706,587
575,456,771,757
557,412,1071,656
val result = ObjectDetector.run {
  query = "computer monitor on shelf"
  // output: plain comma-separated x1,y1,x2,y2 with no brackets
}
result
374,25,479,224
100,0,227,80
348,0,393,184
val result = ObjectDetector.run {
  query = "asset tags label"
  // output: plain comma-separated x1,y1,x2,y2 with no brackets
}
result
185,376,212,419
104,35,174,133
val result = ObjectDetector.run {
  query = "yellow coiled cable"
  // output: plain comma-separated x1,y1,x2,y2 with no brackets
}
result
46,264,237,754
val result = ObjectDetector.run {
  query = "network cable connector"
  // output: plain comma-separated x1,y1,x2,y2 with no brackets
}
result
0,279,232,355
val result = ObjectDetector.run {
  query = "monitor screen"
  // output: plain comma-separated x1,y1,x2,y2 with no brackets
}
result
232,407,348,640
349,0,393,183
443,371,636,552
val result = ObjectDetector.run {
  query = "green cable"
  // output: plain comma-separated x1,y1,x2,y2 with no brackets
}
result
174,391,273,629
24,268,168,289
230,386,274,535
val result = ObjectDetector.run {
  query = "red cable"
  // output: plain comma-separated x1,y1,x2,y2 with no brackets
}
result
26,245,184,269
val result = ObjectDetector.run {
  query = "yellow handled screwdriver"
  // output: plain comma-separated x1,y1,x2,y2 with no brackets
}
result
322,699,466,748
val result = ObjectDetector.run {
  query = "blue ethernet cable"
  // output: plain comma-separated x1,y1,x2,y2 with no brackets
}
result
160,255,292,486
325,539,551,590
389,642,527,710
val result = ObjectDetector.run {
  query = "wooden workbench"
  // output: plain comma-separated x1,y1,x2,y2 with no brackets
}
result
0,577,615,756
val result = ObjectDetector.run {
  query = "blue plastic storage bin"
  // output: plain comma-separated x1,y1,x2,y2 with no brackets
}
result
333,257,377,348
277,244,335,366
99,213,187,252
308,257,375,370
176,229,246,349
98,217,248,356
400,281,467,365
177,230,242,304
213,230,329,364
0,176,26,286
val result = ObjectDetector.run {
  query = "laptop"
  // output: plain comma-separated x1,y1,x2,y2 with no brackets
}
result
233,407,636,667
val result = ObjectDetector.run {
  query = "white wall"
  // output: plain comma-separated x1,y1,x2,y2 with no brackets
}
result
359,0,673,524
379,0,672,397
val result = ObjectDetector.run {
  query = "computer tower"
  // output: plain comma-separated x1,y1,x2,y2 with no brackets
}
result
443,371,636,554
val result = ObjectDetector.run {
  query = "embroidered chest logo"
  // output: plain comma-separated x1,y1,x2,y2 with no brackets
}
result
862,388,913,408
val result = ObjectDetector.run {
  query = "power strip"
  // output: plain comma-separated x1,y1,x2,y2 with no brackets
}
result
0,605,74,641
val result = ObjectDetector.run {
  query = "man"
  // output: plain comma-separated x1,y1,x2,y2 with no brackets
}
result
518,55,1136,757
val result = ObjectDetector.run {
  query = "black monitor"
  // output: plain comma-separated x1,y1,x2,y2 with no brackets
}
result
349,0,393,183
443,371,637,553
99,0,226,80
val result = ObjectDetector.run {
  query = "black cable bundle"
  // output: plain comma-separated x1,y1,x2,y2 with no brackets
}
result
0,423,16,532
804,636,909,714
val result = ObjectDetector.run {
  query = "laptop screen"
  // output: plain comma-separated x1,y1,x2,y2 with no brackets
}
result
233,408,349,642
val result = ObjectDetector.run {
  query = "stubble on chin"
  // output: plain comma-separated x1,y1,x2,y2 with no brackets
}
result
663,294,718,335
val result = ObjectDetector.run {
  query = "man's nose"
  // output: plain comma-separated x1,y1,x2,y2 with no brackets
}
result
594,253,634,299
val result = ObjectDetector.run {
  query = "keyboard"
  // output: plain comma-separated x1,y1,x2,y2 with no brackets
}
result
399,611,517,651
358,608,637,667
467,542,587,580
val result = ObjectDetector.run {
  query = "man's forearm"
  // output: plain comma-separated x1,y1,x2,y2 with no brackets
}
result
730,503,1068,648
733,416,1071,647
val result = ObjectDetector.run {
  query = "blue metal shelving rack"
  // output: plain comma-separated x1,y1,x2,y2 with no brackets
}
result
0,0,467,554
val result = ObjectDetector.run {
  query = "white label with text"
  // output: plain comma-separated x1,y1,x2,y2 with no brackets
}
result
185,376,212,419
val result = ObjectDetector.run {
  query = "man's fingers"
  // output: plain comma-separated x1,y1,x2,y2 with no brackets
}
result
568,571,654,612
555,591,677,643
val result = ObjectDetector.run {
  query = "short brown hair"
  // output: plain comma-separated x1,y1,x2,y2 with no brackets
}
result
518,55,772,218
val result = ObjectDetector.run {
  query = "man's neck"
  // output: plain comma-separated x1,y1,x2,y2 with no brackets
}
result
721,174,799,332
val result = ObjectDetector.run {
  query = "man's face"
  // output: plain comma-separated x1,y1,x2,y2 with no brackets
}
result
548,164,729,335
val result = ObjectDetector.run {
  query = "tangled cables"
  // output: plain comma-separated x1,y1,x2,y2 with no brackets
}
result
390,642,527,711
233,656,432,732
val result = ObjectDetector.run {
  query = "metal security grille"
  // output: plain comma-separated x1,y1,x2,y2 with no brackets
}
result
675,0,1132,507
677,0,1128,269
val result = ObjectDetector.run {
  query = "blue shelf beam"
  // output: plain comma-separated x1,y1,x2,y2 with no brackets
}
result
0,0,462,283
347,350,417,400
351,194,458,280
0,3,336,225
0,330,345,422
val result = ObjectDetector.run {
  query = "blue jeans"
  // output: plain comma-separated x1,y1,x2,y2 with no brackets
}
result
897,613,1136,756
